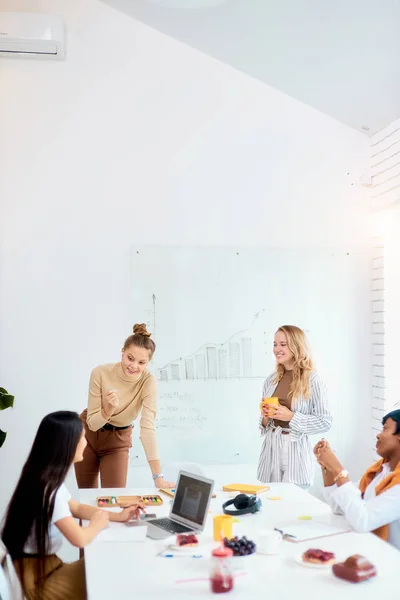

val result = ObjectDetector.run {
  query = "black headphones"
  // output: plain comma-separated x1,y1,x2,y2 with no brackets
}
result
222,493,262,516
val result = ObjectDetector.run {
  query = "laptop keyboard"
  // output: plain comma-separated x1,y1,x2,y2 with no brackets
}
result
151,518,193,534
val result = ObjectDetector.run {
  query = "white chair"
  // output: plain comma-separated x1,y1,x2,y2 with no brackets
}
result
163,462,207,483
0,540,25,600
0,565,11,600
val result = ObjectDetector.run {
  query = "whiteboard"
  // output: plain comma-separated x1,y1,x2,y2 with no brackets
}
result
129,246,370,467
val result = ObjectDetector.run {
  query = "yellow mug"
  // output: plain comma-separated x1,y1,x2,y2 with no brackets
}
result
260,397,279,413
213,514,233,541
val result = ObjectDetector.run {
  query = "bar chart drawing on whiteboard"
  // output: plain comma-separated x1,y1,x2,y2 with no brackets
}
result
155,310,268,382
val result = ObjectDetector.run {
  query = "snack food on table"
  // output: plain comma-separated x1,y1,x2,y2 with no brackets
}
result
176,533,199,547
302,548,336,565
223,536,256,556
332,555,377,583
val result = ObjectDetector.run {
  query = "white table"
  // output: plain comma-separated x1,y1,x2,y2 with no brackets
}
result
80,483,400,599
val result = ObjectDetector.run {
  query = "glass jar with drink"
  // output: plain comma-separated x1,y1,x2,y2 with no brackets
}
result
210,547,234,593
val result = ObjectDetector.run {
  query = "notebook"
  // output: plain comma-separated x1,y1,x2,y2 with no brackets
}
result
274,521,350,543
222,483,270,494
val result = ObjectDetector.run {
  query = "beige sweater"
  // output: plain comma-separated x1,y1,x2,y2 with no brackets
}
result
86,362,159,461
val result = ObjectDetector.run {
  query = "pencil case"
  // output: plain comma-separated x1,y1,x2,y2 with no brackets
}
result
96,494,164,507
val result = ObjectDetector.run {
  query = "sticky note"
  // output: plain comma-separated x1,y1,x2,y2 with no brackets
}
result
298,515,312,520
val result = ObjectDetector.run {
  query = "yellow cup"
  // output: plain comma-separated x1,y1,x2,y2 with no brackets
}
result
213,514,233,542
260,397,279,412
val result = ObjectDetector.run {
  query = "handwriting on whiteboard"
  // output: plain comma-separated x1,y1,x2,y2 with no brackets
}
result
156,391,207,431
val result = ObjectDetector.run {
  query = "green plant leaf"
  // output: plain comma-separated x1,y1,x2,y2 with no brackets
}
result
0,392,14,411
0,430,6,448
0,387,8,394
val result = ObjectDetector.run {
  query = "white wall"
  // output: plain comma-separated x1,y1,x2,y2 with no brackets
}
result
369,118,400,459
0,0,372,523
370,234,385,460
370,118,400,212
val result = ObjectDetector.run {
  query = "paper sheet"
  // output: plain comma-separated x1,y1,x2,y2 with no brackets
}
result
278,521,349,542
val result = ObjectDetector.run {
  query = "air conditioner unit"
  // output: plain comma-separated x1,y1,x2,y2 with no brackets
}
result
0,12,65,59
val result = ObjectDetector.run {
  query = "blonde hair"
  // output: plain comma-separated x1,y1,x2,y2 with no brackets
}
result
273,325,314,400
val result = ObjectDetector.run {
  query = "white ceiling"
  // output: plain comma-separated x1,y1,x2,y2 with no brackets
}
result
100,0,400,135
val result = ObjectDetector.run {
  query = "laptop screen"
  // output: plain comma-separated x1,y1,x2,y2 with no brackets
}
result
171,473,212,526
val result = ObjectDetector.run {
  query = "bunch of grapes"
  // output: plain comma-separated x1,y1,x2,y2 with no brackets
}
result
223,536,256,556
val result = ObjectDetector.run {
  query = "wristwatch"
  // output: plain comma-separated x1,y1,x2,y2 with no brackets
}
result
152,473,164,481
333,469,349,483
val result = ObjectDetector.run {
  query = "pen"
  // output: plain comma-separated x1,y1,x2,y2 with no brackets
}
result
163,553,203,558
274,527,297,540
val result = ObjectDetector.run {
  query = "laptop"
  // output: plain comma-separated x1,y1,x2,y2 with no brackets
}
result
146,470,214,540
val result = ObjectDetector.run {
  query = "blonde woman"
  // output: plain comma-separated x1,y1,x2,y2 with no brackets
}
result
257,325,332,489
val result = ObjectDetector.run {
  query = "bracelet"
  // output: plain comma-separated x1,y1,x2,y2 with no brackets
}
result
333,469,349,483
152,473,164,481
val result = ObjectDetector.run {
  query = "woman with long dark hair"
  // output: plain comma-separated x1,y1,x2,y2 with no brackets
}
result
2,411,144,600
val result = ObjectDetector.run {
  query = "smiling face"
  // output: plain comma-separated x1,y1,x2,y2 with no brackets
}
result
273,330,294,369
376,418,400,459
121,344,151,377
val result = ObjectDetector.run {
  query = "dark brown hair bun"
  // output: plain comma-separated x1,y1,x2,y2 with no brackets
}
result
133,323,151,338
123,323,156,357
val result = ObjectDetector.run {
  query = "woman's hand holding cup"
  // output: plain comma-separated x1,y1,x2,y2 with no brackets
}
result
260,397,279,419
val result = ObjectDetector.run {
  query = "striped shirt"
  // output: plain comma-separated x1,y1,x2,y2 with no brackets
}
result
257,371,332,486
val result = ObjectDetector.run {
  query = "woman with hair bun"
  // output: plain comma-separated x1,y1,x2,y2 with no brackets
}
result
75,324,173,489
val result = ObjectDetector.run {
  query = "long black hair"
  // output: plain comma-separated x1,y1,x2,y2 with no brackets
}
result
2,411,83,591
